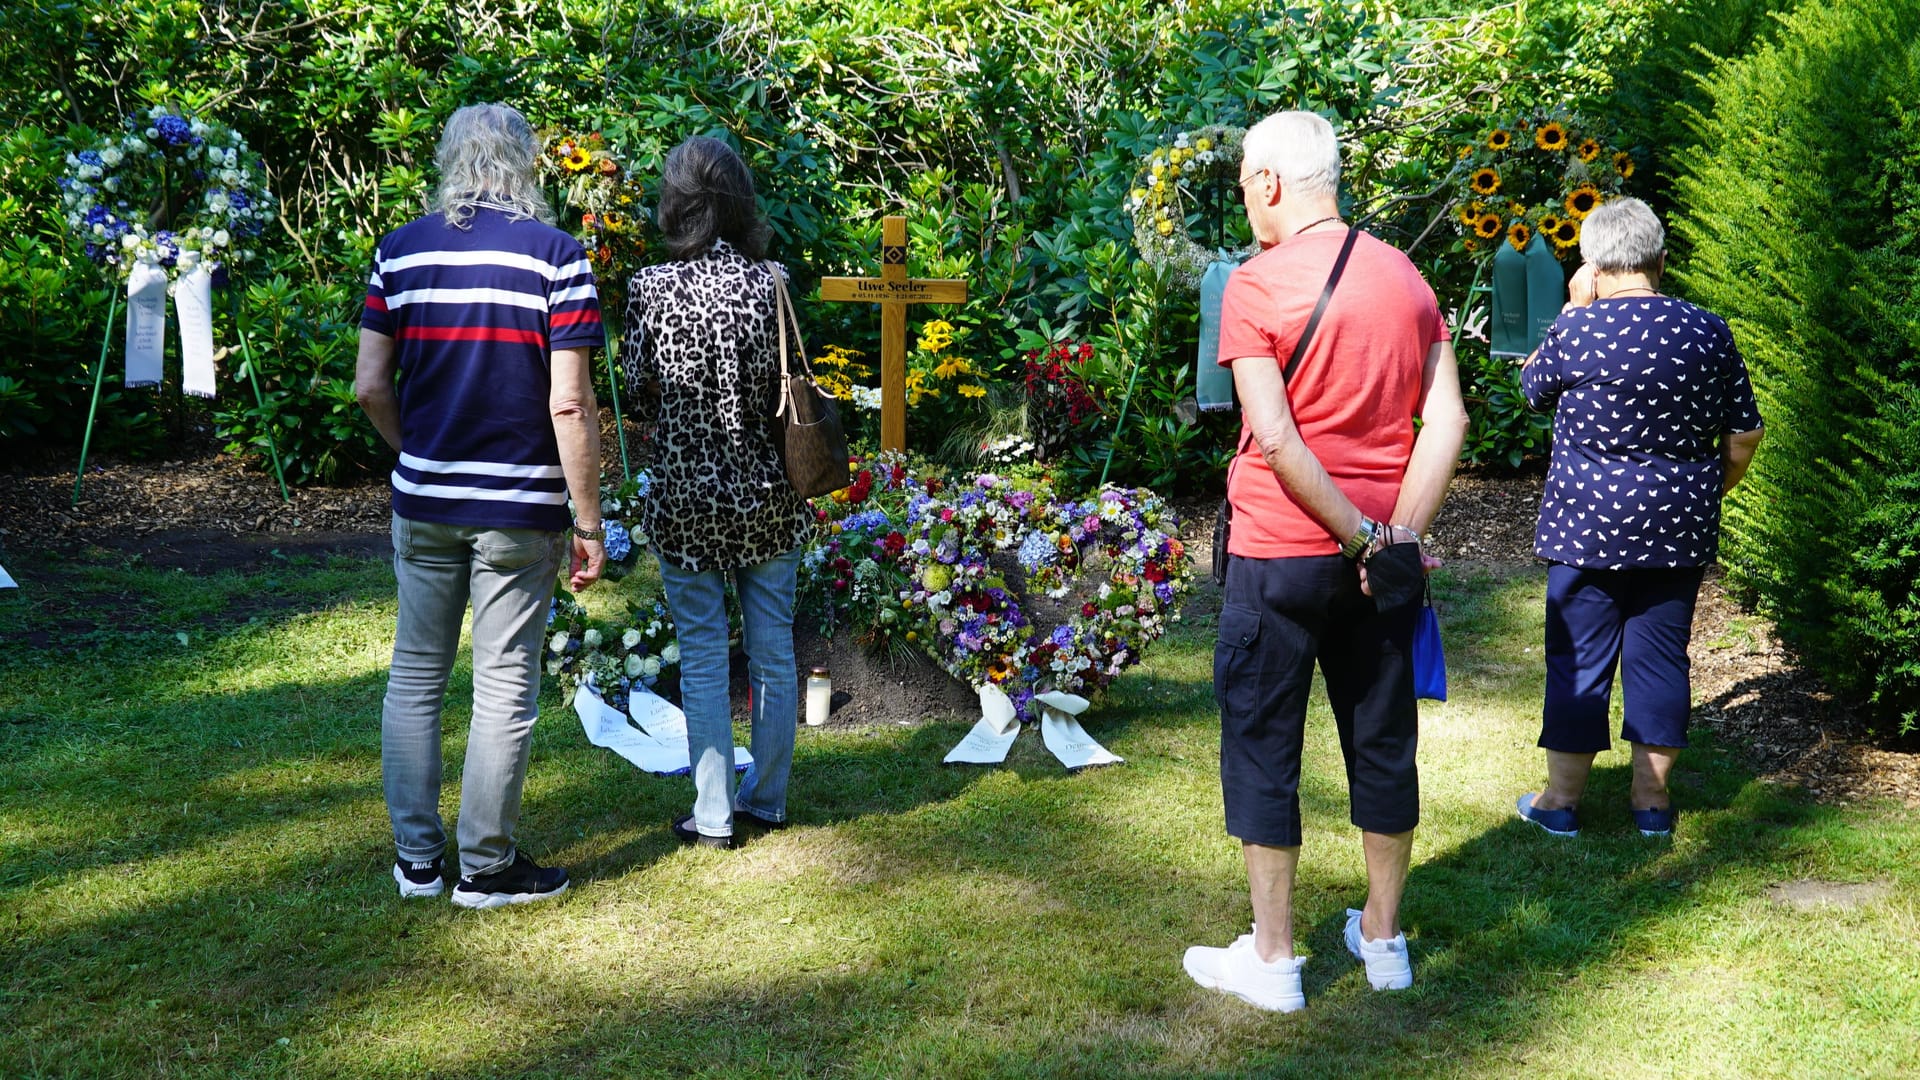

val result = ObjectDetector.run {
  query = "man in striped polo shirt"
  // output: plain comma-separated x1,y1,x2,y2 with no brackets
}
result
355,103,606,909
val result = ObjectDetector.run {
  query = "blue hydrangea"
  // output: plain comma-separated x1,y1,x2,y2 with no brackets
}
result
547,598,559,626
841,509,891,534
76,150,104,167
153,114,193,146
603,520,632,561
1016,529,1056,572
634,470,653,499
1050,624,1075,649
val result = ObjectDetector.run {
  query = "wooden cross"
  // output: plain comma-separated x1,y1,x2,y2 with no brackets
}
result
818,215,968,452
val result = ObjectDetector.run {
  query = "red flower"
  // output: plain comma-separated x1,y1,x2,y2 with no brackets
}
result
1143,563,1167,583
883,531,907,555
832,557,851,572
1082,602,1098,617
832,578,848,591
940,507,955,522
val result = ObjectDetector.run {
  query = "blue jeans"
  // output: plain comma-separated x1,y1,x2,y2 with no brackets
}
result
656,546,801,837
382,514,564,878
1541,563,1705,752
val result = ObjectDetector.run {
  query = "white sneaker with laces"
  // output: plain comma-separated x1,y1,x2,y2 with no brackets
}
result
1343,908,1412,990
1182,929,1307,1012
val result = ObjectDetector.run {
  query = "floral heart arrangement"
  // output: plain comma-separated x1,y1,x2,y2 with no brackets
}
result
58,105,275,279
802,455,1193,723
1126,124,1251,288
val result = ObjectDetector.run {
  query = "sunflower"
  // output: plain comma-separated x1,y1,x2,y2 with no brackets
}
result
1470,167,1501,195
1462,237,1479,253
563,146,592,172
1552,218,1580,249
1457,202,1479,225
1565,184,1602,219
1487,128,1513,151
1577,138,1602,163
1613,151,1636,178
1475,213,1503,239
1535,121,1568,152
1508,222,1533,251
1539,213,1563,237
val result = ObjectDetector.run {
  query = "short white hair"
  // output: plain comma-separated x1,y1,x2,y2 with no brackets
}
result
1243,111,1341,199
1578,196,1665,274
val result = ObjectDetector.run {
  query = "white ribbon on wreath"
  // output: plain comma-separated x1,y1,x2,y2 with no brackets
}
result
943,684,1123,770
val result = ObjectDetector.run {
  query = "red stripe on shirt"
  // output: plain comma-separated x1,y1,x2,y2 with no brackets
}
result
399,326,546,345
551,308,602,328
364,294,388,312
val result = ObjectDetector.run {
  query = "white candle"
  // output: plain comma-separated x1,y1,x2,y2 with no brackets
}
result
805,667,832,727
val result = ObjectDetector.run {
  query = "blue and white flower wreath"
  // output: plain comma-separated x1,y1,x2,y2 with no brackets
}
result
58,106,276,280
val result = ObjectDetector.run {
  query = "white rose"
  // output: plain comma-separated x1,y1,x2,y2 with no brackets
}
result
647,621,661,635
546,659,563,675
582,628,602,649
622,628,641,649
92,223,106,236
212,229,229,247
145,127,159,140
120,234,139,250
102,177,119,192
549,632,570,655
625,653,643,677
661,643,680,664
206,192,228,212
641,657,662,678
220,169,240,186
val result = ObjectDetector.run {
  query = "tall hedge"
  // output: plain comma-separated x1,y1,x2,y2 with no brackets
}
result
1669,0,1920,734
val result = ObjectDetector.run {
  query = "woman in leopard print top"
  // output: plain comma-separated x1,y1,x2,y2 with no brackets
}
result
621,136,808,847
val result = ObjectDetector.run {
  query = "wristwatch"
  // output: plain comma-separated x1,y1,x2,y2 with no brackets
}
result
571,521,605,541
1340,517,1380,561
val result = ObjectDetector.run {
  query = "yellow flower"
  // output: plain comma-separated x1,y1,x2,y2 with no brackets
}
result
1535,122,1568,152
564,146,592,172
1462,237,1479,253
1508,222,1532,250
1565,185,1602,219
1487,128,1513,151
1551,218,1580,249
1194,136,1212,152
1470,168,1501,195
933,356,974,379
1457,146,1472,160
1150,164,1165,180
957,383,986,398
1577,138,1602,163
1539,214,1562,237
1613,151,1635,178
601,212,626,230
1156,218,1174,236
1131,187,1148,201
1474,213,1503,239
1168,164,1182,179
1457,203,1477,225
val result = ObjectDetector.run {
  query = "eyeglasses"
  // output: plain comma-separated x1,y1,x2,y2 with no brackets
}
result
1237,168,1271,191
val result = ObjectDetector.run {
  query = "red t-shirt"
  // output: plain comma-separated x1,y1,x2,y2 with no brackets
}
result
1218,230,1449,558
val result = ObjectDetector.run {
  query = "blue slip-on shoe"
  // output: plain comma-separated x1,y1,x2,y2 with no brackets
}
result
1516,793,1580,837
1632,806,1676,837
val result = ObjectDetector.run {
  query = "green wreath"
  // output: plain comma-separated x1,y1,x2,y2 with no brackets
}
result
1126,124,1251,287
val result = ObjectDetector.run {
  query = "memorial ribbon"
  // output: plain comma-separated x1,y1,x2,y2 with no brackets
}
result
175,263,217,398
942,685,1123,769
123,262,222,398
124,262,168,390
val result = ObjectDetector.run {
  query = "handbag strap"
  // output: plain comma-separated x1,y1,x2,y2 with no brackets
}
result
768,261,811,419
1225,227,1363,493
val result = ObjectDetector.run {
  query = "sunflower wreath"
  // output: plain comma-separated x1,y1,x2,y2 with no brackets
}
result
1451,113,1633,260
1126,124,1255,288
800,456,1194,723
538,129,647,313
57,106,275,280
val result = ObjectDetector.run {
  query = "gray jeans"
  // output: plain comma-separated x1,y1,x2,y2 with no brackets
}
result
382,514,563,878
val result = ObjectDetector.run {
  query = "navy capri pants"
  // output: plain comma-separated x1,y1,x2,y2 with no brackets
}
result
1541,563,1706,753
1215,553,1421,848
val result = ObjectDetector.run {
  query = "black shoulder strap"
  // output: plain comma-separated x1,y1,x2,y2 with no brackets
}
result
1228,227,1363,477
1283,227,1360,384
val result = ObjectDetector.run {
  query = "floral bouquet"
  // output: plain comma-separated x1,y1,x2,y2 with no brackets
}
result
547,596,682,712
1453,113,1634,258
58,106,276,279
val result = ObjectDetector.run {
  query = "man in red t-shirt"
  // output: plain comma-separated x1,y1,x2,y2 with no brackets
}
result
1182,111,1467,1012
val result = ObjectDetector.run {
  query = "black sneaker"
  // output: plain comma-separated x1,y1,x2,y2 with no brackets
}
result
393,855,445,898
450,851,569,910
734,808,788,833
671,814,733,849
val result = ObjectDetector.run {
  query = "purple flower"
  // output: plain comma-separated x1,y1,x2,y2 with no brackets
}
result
976,473,1001,488
153,114,193,146
1155,581,1175,603
1050,625,1074,649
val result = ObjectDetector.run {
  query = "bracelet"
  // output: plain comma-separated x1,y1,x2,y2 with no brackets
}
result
571,522,605,541
1339,517,1379,561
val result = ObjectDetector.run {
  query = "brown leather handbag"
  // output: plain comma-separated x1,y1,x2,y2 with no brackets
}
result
768,263,853,499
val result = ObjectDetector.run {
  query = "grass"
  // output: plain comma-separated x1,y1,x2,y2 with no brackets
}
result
1,547,1916,1078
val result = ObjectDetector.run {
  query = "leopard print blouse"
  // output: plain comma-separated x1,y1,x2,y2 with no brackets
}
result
620,238,809,572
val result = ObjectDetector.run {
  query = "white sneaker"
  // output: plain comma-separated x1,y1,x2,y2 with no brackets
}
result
1344,909,1412,990
1182,929,1306,1012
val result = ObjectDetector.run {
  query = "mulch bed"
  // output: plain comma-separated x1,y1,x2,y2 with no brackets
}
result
3,431,1914,805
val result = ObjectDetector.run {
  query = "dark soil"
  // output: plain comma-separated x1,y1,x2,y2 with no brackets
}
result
4,431,1915,805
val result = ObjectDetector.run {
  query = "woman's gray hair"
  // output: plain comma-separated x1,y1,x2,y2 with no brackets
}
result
1243,110,1341,199
1578,196,1665,274
433,104,554,229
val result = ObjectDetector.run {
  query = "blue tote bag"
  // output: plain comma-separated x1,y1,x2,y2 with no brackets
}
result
1412,588,1447,702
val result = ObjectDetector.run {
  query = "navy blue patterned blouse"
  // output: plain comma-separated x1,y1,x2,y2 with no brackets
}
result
1522,295,1764,569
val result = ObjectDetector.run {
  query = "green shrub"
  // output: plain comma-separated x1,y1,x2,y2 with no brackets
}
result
1669,0,1920,734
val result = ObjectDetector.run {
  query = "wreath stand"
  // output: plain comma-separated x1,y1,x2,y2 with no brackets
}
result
71,279,291,508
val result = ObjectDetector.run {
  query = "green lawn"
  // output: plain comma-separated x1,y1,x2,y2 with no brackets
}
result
1,547,1915,1079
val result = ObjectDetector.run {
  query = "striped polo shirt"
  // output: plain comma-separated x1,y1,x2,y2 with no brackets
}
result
362,207,603,531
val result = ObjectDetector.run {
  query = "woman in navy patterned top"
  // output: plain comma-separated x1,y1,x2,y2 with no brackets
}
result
1514,197,1764,839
